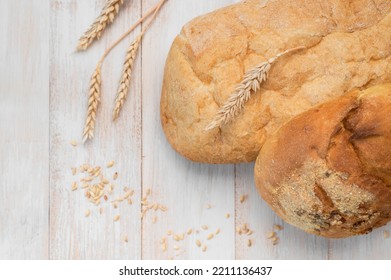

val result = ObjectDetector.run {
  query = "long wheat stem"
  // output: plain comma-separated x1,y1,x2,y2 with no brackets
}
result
113,0,167,121
77,0,125,51
205,46,305,131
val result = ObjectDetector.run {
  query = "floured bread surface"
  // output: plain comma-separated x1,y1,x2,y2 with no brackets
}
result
254,84,391,238
161,0,391,163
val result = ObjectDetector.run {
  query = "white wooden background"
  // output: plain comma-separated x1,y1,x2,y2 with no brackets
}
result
1,0,390,260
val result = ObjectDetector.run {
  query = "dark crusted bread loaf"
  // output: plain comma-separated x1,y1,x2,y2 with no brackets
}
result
254,84,391,238
161,0,391,163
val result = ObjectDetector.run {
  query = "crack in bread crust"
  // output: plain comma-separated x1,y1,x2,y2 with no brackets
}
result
161,0,391,163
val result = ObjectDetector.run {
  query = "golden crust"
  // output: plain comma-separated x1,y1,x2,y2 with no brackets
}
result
161,0,391,163
254,84,391,238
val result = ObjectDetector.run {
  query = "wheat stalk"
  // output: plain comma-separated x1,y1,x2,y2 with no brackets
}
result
81,1,166,142
77,0,125,51
113,35,141,120
83,63,102,142
112,0,167,121
205,46,306,131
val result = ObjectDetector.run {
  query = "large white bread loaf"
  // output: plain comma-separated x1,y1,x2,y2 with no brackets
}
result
161,0,391,163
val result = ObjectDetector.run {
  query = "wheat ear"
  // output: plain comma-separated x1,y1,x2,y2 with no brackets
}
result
77,0,125,51
83,63,102,142
205,46,306,131
113,0,167,121
113,35,142,120
82,3,161,143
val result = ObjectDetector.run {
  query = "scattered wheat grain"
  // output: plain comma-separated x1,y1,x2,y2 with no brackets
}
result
71,182,78,191
267,232,276,239
207,233,214,240
70,140,77,147
85,210,91,217
240,195,247,203
274,225,283,231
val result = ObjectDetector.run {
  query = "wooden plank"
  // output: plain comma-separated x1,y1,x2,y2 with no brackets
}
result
235,163,329,259
0,0,49,259
141,0,239,260
329,226,391,259
49,0,142,259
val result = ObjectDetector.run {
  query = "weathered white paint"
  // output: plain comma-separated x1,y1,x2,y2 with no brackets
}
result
0,0,389,260
141,0,239,260
49,0,142,259
0,0,49,259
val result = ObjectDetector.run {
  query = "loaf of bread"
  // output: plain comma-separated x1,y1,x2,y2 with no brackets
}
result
161,0,391,163
254,84,391,238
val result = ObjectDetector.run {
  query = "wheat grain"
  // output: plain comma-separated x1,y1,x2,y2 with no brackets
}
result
83,64,101,142
240,194,247,203
206,47,305,130
85,210,91,217
77,0,124,51
267,231,276,239
70,140,78,147
207,233,214,240
274,224,283,231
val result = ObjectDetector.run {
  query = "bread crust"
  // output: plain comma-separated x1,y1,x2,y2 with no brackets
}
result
254,84,391,238
161,0,391,163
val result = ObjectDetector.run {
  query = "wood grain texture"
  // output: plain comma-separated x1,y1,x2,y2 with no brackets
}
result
0,0,49,259
141,0,239,260
328,225,391,260
49,0,142,259
0,0,390,260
